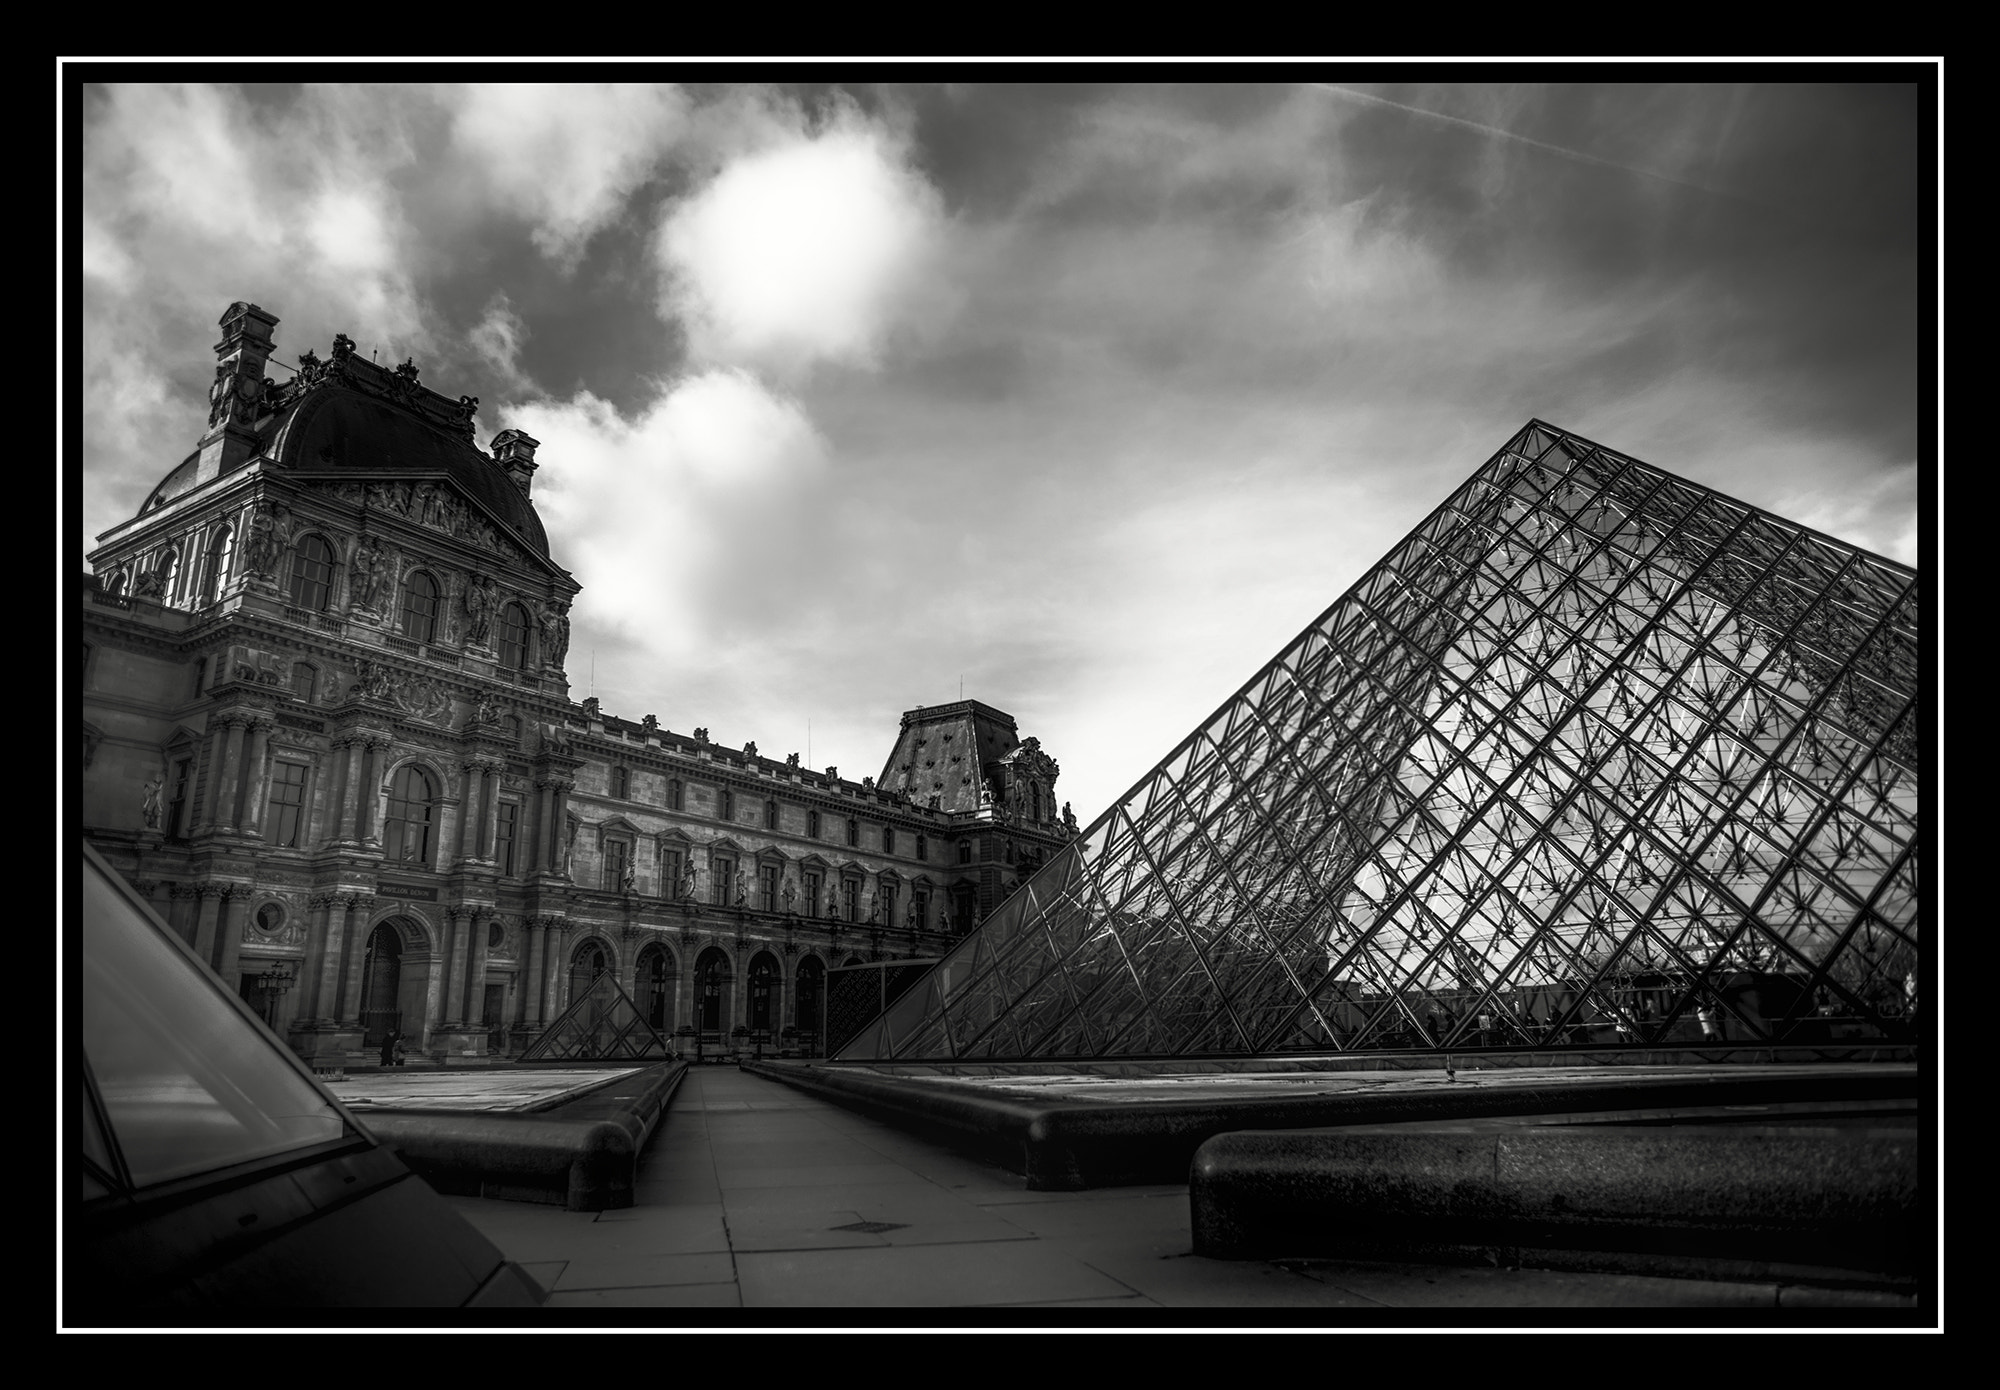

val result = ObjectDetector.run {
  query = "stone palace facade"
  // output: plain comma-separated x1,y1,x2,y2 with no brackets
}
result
78,302,1079,1066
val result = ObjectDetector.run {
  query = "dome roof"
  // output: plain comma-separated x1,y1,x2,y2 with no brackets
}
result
139,347,552,559
268,384,551,557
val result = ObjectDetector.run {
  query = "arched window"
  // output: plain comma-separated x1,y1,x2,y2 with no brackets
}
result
156,547,180,600
794,956,824,1048
199,524,234,606
497,602,531,671
748,953,777,1032
400,571,439,643
383,765,436,866
102,571,126,597
290,535,333,611
807,809,821,838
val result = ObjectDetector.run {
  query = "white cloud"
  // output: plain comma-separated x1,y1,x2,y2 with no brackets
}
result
657,103,950,377
507,370,829,660
468,291,532,391
446,83,687,267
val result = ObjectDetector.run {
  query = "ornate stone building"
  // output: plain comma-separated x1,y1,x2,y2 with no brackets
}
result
78,302,1078,1066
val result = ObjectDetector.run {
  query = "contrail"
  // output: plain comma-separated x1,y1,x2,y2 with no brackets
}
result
1309,83,1768,208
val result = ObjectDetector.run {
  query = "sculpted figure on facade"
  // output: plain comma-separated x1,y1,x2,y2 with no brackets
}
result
538,599,571,667
142,775,162,829
462,574,493,645
782,879,796,912
582,696,601,719
475,693,501,726
622,863,637,895
682,864,699,901
641,714,659,733
135,567,167,600
349,539,386,611
736,871,748,907
785,752,800,770
742,740,757,759
244,502,289,578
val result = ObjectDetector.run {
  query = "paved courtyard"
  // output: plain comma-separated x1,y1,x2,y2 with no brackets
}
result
441,1065,1914,1312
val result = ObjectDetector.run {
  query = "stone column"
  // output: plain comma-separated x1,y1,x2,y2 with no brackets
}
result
357,736,391,846
523,916,549,1026
191,716,227,834
214,884,250,985
463,909,494,1031
191,884,226,967
299,892,338,1020
334,894,375,1024
164,883,193,944
213,715,250,833
543,921,570,1021
239,713,275,837
332,735,364,844
479,763,503,862
442,908,472,1024
455,761,481,864
436,907,465,1026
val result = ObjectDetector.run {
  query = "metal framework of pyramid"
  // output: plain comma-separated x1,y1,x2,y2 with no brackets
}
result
839,422,1921,1062
517,970,671,1063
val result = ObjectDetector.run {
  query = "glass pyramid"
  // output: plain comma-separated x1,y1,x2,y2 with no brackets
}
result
517,970,672,1063
839,422,1921,1061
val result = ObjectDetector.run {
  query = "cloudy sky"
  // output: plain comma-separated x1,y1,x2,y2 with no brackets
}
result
74,79,1927,824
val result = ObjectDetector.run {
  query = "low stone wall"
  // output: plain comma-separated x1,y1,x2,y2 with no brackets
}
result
745,1059,1917,1191
1190,1122,1919,1287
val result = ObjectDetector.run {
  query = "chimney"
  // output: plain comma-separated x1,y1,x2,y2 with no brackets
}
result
195,301,280,483
491,428,541,497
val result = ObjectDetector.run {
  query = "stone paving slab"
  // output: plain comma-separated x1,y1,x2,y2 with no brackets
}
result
440,1066,1932,1318
327,1067,643,1112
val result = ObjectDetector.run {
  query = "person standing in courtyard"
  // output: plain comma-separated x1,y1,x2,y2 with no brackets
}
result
380,1031,397,1068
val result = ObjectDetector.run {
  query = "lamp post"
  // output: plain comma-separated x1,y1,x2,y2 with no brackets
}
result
252,962,296,1027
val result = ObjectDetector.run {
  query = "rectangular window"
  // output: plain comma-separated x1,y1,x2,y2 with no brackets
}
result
916,834,927,861
669,779,684,811
914,891,930,931
880,881,897,927
804,871,822,914
842,878,860,923
495,801,519,876
604,839,629,891
719,789,734,821
808,810,821,838
268,760,308,848
661,848,683,897
883,826,896,856
759,864,779,912
713,855,735,905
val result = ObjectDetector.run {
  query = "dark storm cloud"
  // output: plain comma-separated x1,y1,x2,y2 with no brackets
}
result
76,77,1926,822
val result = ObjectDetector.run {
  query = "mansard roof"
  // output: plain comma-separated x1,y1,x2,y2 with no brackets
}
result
141,346,551,559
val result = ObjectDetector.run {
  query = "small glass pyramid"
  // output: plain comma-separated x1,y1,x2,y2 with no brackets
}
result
839,421,1920,1061
518,969,672,1063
